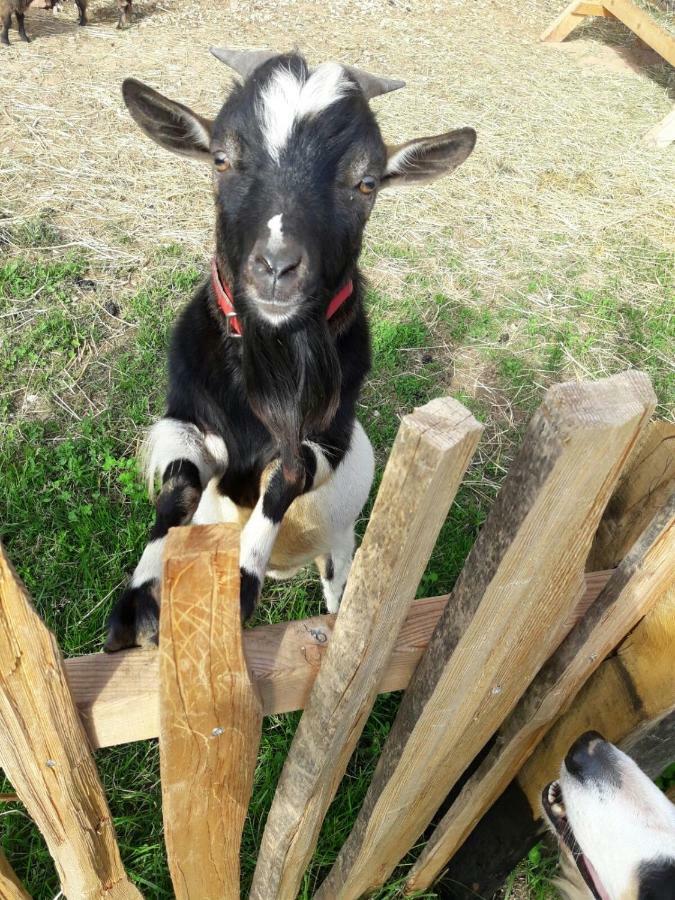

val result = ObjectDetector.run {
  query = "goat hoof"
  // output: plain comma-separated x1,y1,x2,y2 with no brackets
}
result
104,583,159,652
239,568,260,622
20,33,30,42
1,36,9,46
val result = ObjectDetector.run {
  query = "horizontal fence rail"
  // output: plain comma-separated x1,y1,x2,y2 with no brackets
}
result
2,372,672,900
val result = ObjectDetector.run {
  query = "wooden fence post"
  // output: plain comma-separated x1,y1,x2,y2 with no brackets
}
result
0,849,30,900
318,370,655,899
587,420,674,571
519,574,675,807
405,491,674,892
250,398,482,899
60,570,610,750
159,525,262,900
0,544,142,900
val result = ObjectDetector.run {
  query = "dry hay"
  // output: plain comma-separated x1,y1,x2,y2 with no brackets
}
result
1,0,673,434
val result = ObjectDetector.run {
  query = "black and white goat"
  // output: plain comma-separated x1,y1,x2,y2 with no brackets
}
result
104,48,476,651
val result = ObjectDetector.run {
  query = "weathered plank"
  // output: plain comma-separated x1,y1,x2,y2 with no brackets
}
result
0,544,142,900
644,106,675,148
604,0,675,66
250,398,483,899
0,850,30,900
319,371,655,899
439,583,675,899
540,0,611,42
63,571,611,750
159,525,262,900
405,491,674,892
519,567,675,810
587,419,674,570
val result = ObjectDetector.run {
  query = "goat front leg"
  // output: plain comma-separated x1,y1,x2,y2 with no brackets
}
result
104,459,202,651
239,444,332,619
104,418,225,652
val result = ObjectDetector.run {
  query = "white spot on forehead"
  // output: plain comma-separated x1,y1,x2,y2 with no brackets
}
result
257,62,354,163
267,214,284,252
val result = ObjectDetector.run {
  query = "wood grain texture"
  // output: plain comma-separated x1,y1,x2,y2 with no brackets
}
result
158,525,261,900
63,572,611,750
0,849,30,900
604,0,675,66
519,567,675,811
0,544,142,900
644,106,675,148
405,491,674,892
319,371,655,900
540,0,618,43
587,419,674,570
250,398,483,900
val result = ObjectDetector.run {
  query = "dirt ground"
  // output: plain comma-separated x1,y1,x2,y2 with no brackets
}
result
1,0,673,267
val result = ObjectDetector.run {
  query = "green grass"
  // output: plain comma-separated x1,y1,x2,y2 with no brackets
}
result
0,227,673,898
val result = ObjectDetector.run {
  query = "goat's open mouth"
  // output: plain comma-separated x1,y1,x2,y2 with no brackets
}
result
542,781,608,900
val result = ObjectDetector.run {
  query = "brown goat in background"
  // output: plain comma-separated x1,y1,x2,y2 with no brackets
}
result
1,0,132,44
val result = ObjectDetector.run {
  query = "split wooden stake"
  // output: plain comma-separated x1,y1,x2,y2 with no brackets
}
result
319,371,655,899
405,491,674,892
249,397,483,900
0,849,30,900
159,525,262,900
0,544,142,900
62,570,611,750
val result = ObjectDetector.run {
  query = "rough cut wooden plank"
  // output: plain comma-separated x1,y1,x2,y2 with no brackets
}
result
318,371,655,899
436,479,675,900
159,525,262,900
519,566,675,811
588,419,674,570
644,106,675,148
0,544,142,900
604,0,675,65
63,571,611,750
405,491,674,892
0,850,30,900
249,398,483,900
541,1,618,42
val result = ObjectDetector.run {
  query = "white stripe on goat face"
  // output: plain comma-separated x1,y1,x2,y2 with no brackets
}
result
256,62,354,163
266,214,285,253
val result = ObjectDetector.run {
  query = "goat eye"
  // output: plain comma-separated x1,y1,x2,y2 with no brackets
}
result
358,176,376,195
213,153,230,173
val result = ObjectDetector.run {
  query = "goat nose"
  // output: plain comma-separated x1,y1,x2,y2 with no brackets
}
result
254,248,302,280
564,731,610,781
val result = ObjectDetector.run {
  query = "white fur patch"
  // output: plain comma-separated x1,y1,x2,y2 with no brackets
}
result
267,214,284,253
131,537,165,588
257,62,354,162
240,502,279,576
142,419,226,497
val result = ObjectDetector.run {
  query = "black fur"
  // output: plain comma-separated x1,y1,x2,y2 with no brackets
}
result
638,860,675,900
106,55,380,648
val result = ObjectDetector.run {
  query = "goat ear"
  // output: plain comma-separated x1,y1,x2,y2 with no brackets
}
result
382,127,476,187
122,78,213,161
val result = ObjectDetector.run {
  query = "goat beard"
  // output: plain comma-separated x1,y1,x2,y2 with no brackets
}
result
241,313,342,469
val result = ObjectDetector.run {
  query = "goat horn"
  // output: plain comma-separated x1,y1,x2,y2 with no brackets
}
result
209,47,279,79
343,65,405,100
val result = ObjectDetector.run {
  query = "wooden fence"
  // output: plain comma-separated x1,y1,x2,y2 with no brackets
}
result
0,369,673,899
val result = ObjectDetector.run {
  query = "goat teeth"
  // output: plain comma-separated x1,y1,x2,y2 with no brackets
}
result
548,781,562,805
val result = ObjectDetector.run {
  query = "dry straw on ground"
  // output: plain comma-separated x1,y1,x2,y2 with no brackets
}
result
1,0,673,421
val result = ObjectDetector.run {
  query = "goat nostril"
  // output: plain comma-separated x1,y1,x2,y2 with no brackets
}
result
255,255,274,276
277,257,302,279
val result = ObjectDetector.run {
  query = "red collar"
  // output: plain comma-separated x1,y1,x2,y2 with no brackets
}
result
210,258,353,337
